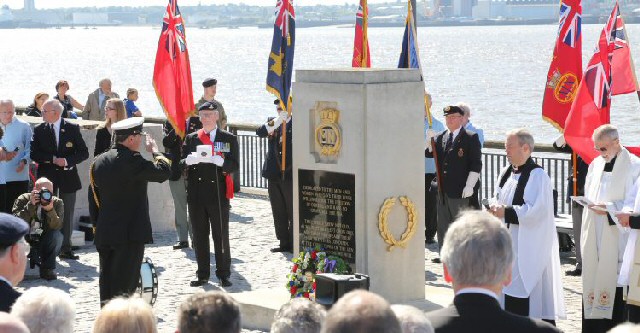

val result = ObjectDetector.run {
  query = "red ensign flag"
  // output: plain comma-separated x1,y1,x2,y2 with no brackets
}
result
542,0,582,130
153,0,195,138
352,0,370,68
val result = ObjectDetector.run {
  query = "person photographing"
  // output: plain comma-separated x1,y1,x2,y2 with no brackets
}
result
12,177,63,281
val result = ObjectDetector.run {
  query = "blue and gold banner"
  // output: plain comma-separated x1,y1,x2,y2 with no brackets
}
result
267,0,296,112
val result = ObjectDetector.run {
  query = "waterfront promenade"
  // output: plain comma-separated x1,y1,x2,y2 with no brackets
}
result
18,190,583,333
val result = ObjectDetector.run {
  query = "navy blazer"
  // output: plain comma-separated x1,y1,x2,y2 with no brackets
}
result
425,127,482,198
31,118,89,193
256,118,292,181
426,293,561,333
0,278,20,312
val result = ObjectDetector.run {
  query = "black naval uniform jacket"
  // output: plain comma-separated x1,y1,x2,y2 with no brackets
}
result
162,120,185,181
31,118,89,193
0,278,20,312
90,144,171,247
426,293,561,333
425,127,482,199
256,118,292,181
181,128,239,202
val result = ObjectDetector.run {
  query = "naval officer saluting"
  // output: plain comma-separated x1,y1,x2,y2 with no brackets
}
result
182,101,239,287
90,117,171,306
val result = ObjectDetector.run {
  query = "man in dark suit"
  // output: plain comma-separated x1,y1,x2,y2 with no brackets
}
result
425,210,560,333
425,105,482,263
0,213,29,312
182,101,239,288
256,99,292,253
90,117,171,305
30,99,89,260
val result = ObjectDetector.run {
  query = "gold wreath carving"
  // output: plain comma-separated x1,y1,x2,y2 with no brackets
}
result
378,196,418,252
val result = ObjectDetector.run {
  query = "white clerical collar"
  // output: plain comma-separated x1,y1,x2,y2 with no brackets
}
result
456,287,499,302
0,275,12,287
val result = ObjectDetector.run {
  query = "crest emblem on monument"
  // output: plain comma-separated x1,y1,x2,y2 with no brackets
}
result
314,107,342,158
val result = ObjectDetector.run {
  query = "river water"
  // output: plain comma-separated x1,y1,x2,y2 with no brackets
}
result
1,24,640,143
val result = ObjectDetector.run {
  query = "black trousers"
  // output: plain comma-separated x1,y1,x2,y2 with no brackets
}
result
189,196,231,280
267,177,293,248
582,287,625,333
55,189,76,252
425,173,437,240
1,181,29,214
628,303,640,323
504,294,556,326
39,229,63,269
97,242,144,305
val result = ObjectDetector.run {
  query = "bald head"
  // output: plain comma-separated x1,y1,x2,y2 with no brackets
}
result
321,290,401,333
0,312,29,333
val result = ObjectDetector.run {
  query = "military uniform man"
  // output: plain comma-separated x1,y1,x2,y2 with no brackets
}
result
425,105,482,263
195,78,227,130
256,99,293,253
0,213,29,312
90,117,171,305
182,101,239,287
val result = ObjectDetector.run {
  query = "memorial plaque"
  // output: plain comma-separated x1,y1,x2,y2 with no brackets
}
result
298,169,355,263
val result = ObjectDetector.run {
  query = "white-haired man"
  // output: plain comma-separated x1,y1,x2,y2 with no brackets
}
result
581,124,640,332
426,210,560,333
83,78,119,121
0,100,31,214
11,286,75,333
488,129,564,324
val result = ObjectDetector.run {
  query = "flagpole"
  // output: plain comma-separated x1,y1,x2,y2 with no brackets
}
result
281,100,289,180
572,152,577,196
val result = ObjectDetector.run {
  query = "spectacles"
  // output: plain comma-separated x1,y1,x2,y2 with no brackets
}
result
594,139,619,152
42,109,56,114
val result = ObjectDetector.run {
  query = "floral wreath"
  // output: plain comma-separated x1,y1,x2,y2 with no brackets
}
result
286,245,351,299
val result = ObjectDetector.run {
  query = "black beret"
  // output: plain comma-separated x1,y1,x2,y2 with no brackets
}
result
273,99,280,105
443,105,464,116
202,78,217,88
0,213,29,247
198,101,220,112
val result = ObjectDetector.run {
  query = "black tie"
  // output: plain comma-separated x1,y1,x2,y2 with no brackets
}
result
444,132,453,154
49,124,57,146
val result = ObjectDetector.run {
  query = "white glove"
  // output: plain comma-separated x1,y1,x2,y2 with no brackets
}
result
211,155,224,167
278,111,289,121
462,171,480,198
554,134,566,147
425,129,436,152
186,154,198,166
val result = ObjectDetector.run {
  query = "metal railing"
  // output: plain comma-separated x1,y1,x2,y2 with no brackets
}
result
227,122,573,215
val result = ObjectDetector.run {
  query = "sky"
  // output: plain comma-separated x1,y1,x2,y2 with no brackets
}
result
1,0,394,9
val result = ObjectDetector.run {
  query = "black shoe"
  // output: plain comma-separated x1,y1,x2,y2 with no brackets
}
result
431,258,441,264
566,267,582,276
58,250,79,260
270,246,292,253
173,241,189,250
220,277,232,287
425,238,436,245
39,269,57,281
190,278,208,287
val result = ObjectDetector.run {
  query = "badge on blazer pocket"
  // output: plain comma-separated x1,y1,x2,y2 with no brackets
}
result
66,142,73,148
458,148,464,157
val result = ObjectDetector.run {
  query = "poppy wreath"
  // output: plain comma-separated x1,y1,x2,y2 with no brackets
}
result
286,245,350,299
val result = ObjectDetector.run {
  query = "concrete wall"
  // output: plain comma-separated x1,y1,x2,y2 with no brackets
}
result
20,116,175,233
293,69,426,303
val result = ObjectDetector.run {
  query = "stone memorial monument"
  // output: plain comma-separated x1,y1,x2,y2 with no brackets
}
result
293,69,426,303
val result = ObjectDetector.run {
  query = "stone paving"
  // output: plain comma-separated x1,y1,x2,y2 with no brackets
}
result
18,191,582,333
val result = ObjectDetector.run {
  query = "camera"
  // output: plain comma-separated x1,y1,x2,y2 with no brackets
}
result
38,187,52,206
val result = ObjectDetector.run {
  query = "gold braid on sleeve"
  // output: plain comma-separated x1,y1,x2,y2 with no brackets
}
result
89,158,100,208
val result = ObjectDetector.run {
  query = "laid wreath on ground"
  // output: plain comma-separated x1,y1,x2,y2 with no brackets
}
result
286,245,351,299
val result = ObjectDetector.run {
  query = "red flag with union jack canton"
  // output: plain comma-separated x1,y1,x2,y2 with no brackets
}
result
266,0,295,112
564,2,619,164
352,0,370,68
152,0,195,138
542,0,582,130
